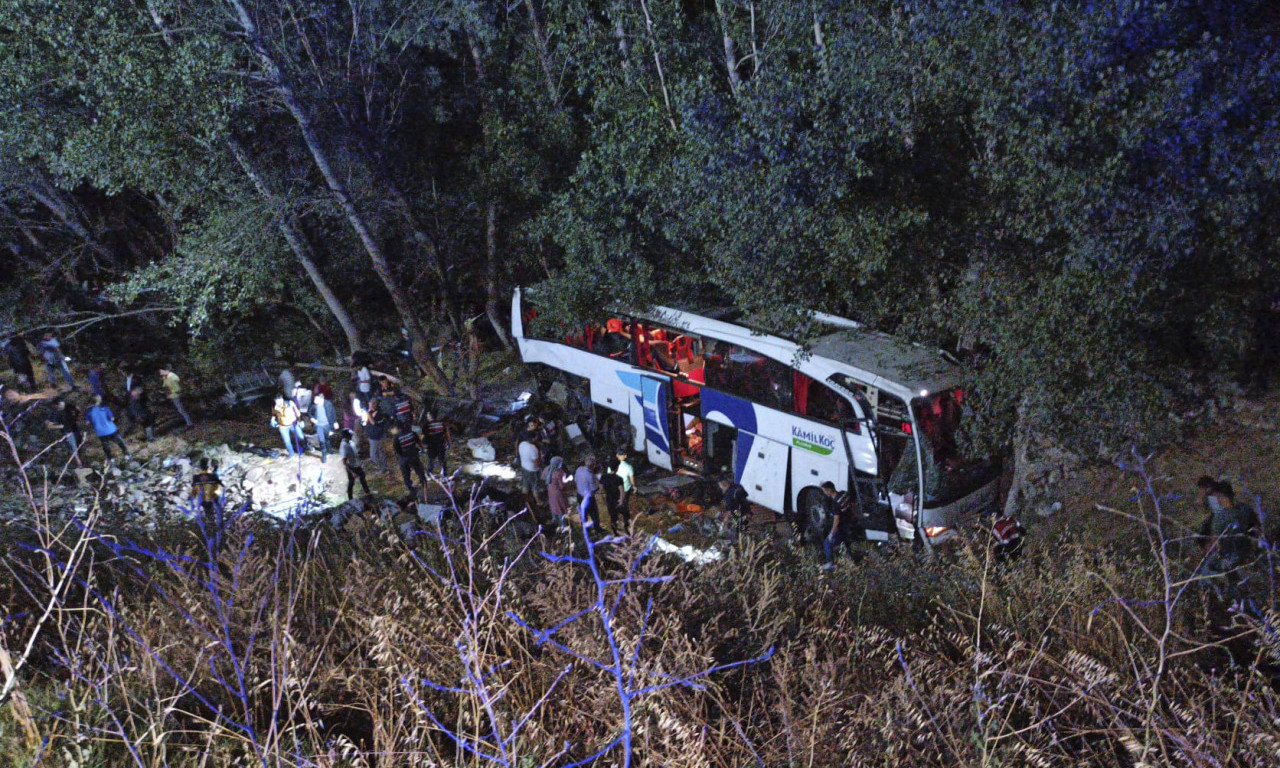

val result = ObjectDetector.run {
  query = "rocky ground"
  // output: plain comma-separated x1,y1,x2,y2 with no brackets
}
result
5,377,1278,560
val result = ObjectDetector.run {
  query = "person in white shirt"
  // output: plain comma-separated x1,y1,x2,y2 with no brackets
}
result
517,422,543,507
614,450,635,504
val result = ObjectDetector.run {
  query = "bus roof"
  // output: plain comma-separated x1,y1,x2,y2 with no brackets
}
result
808,328,958,396
645,302,960,399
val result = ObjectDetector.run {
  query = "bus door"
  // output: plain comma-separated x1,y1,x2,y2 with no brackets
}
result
632,375,673,470
739,437,790,511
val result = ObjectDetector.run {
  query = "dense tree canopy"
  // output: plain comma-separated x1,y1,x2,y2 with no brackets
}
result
1,0,1277,445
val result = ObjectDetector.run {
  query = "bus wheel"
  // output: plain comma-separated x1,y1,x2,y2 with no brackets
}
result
795,487,827,545
601,412,635,454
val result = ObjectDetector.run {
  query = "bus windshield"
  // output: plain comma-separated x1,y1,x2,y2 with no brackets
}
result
914,390,1001,508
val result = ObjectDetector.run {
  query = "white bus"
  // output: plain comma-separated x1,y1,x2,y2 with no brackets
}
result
512,288,1002,546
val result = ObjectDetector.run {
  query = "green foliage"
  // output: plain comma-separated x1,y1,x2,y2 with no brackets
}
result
110,192,291,333
530,0,1280,447
0,0,242,199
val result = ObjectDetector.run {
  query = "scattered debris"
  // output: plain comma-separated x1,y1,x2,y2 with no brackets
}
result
466,437,497,461
220,366,277,407
652,536,723,565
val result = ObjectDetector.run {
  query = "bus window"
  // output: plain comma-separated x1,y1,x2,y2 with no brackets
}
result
794,373,858,431
597,317,634,363
705,342,792,412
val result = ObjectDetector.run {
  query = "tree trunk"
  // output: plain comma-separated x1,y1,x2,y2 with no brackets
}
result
714,0,741,95
484,201,514,351
227,137,363,355
523,0,561,106
229,0,454,394
637,0,678,131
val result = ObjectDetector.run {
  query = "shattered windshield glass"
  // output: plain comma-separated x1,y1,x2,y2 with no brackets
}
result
913,390,1001,507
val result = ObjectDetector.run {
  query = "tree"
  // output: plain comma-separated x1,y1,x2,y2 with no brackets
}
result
531,0,1280,449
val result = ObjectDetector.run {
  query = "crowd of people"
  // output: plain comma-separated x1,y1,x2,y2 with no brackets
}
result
515,415,637,539
272,358,453,503
2,332,193,465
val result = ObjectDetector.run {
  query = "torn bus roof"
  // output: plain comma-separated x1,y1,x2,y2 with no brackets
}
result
808,327,958,396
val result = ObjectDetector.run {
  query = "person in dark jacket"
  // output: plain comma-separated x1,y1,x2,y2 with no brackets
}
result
718,477,750,532
4,336,35,388
1196,476,1260,572
339,429,371,499
87,364,108,402
820,482,864,565
128,384,155,442
600,457,628,535
45,398,84,467
365,387,392,472
311,391,338,462
421,411,449,475
393,426,427,495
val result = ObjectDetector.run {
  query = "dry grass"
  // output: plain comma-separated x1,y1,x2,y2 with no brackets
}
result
2,461,1279,767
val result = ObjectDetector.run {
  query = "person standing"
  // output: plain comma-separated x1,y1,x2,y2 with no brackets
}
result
574,454,600,535
4,336,35,388
343,391,369,454
819,481,858,565
352,355,373,399
128,384,155,443
517,424,543,508
291,380,314,414
38,333,77,390
393,426,427,495
278,367,296,399
86,395,129,461
87,364,108,402
190,458,224,525
365,391,391,472
422,411,449,475
46,398,84,467
158,367,193,427
600,457,627,535
311,391,337,462
544,456,571,527
271,395,303,457
718,477,751,533
339,429,371,499
392,385,414,427
615,450,635,508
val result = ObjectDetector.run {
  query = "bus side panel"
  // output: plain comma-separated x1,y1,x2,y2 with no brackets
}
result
738,437,790,511
790,450,847,509
519,338,636,419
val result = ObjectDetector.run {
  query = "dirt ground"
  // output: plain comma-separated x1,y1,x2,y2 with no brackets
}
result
1040,392,1280,552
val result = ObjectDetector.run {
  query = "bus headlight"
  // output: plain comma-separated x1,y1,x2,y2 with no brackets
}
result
923,526,949,538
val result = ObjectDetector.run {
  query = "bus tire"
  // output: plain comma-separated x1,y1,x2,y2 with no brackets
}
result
795,487,828,545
